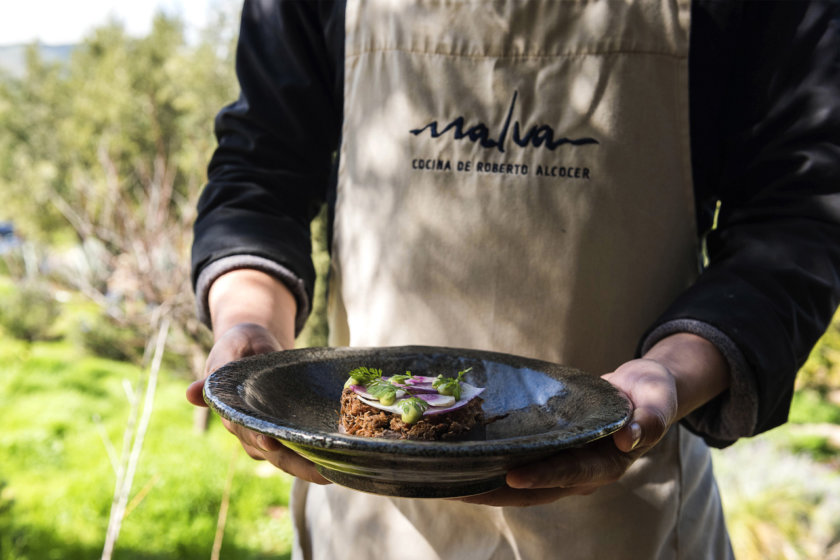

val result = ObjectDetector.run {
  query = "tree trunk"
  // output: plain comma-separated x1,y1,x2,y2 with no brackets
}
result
194,406,211,433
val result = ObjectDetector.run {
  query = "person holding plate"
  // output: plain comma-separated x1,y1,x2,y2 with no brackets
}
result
187,1,840,558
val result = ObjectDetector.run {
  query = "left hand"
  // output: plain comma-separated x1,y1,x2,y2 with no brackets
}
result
459,333,729,507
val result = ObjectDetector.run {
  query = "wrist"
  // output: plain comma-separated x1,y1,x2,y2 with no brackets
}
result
209,269,297,349
642,332,730,421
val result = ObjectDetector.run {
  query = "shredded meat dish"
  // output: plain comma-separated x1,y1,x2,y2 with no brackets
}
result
339,387,484,440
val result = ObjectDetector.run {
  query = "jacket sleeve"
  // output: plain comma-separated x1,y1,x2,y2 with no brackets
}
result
646,0,840,447
190,0,343,333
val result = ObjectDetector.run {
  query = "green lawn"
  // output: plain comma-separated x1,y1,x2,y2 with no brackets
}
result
0,337,294,560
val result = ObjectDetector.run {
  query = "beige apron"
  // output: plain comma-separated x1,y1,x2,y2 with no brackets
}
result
294,1,732,558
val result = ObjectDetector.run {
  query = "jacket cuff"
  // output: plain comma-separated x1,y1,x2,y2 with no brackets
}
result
641,319,758,447
194,255,311,336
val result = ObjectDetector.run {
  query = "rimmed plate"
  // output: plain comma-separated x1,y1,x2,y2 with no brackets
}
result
203,345,631,498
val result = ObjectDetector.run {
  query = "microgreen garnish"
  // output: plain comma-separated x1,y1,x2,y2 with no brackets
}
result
366,379,399,405
388,372,412,385
345,366,383,387
432,367,472,401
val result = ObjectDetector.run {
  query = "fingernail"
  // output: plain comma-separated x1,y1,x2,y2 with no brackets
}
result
629,422,642,450
507,473,533,489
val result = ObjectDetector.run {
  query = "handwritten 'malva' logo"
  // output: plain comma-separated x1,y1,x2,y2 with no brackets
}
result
409,91,598,153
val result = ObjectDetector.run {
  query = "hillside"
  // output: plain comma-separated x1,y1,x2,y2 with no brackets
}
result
0,43,74,78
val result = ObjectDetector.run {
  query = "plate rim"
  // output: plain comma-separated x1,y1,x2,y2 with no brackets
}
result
204,345,632,458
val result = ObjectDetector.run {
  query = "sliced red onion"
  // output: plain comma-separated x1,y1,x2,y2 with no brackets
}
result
416,393,456,407
424,383,484,416
355,382,484,417
348,384,373,399
350,385,405,401
403,375,438,384
382,376,439,394
356,394,403,414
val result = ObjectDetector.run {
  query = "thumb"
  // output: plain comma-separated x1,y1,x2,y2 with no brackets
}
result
612,405,670,454
186,378,208,407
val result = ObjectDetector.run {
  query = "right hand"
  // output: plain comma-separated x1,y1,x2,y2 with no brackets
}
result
186,322,329,484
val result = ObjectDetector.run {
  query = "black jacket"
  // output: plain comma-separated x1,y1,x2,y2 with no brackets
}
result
192,0,840,446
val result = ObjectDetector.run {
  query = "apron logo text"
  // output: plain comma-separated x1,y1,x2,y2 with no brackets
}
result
411,157,590,180
409,91,599,153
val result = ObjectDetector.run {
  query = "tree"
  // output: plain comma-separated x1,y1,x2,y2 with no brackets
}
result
0,10,240,393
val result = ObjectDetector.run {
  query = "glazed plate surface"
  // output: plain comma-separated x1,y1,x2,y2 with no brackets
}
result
204,346,631,498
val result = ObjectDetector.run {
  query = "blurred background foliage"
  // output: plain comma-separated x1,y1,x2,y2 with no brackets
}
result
0,6,318,559
0,5,837,560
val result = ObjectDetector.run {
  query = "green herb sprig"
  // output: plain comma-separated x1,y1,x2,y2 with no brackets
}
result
432,367,472,401
387,371,413,386
344,366,383,388
366,378,399,406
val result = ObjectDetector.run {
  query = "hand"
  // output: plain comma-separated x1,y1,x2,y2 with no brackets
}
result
186,268,330,485
186,322,329,484
459,333,729,507
459,358,676,507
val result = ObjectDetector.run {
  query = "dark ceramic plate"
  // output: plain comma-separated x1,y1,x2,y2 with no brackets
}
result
204,345,631,499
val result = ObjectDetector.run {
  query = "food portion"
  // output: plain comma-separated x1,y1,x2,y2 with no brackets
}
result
339,366,485,440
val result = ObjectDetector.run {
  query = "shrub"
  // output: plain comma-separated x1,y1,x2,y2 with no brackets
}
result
713,439,840,560
798,308,840,392
69,311,147,363
0,281,61,341
789,389,840,426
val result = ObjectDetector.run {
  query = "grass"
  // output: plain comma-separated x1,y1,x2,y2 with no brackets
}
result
0,337,294,560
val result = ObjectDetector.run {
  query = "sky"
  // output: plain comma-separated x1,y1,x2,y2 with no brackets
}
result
0,0,214,46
